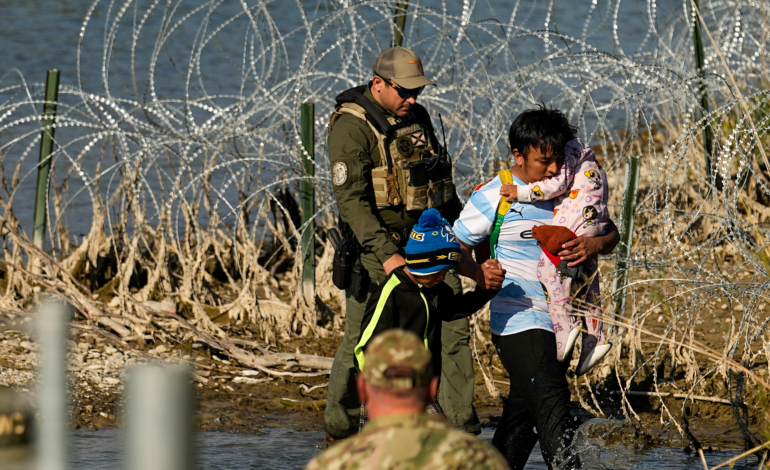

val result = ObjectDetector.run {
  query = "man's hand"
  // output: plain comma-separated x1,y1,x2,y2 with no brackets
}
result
478,259,506,290
558,223,620,266
558,237,604,266
383,253,406,275
456,241,506,289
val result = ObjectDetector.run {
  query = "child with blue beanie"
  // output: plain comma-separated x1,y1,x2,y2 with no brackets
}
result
354,209,501,387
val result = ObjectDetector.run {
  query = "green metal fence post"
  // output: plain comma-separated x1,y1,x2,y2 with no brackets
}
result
392,0,409,47
300,103,315,305
33,69,61,250
611,155,641,335
692,0,719,190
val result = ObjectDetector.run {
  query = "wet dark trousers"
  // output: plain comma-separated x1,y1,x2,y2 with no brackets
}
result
492,330,580,470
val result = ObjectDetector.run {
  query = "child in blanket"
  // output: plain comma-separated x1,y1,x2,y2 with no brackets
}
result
499,139,612,376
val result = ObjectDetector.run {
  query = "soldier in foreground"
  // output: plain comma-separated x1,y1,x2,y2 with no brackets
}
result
305,329,509,470
325,46,505,439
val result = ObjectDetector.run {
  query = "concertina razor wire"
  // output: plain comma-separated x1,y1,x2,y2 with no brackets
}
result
1,0,770,442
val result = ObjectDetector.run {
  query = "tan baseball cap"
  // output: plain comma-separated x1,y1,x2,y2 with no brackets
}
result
373,47,435,90
362,329,433,389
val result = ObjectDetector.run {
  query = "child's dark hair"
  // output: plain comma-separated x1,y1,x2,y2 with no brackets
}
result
508,105,577,159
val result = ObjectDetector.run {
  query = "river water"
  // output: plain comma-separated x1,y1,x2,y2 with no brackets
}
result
0,0,681,238
0,422,754,469
65,426,754,469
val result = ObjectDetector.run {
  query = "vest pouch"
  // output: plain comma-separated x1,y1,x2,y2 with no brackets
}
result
406,185,428,211
442,177,455,203
406,160,428,186
371,166,393,208
441,158,453,178
426,155,443,184
441,160,454,203
427,179,444,208
422,154,444,208
405,161,428,211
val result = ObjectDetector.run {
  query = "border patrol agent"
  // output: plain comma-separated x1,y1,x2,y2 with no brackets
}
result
306,330,509,470
325,47,501,440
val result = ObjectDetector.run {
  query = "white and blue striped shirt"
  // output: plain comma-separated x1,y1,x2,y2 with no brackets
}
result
453,173,554,336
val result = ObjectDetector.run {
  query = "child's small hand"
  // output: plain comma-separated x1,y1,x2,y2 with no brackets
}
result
479,259,506,290
499,184,518,202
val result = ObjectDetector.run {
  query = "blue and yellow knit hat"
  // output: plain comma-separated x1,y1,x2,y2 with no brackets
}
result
405,209,462,275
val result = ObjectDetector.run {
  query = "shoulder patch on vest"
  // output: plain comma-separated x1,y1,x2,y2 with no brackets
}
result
411,132,426,147
397,136,414,157
332,161,348,186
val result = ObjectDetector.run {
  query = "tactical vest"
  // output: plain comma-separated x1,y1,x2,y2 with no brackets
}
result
328,86,454,211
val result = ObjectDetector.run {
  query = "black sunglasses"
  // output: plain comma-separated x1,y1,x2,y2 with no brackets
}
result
376,74,423,99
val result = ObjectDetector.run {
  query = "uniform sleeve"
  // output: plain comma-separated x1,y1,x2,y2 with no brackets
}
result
355,280,399,371
451,179,499,247
329,114,400,264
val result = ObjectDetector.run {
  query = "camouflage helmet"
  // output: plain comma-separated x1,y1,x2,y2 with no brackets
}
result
362,329,433,389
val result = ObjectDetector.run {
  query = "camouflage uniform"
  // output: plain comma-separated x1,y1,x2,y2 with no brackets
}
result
307,330,507,470
307,413,509,470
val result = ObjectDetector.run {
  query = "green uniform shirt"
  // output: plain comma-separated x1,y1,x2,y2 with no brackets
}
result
305,413,509,470
328,86,463,265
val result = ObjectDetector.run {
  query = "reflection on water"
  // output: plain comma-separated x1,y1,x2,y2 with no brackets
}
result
63,426,756,470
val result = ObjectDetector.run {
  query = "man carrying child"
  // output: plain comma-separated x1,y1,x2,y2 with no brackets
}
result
453,106,620,469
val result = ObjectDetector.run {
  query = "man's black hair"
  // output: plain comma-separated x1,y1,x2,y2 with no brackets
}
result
508,105,578,159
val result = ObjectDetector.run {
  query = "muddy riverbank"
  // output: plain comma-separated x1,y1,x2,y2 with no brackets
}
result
0,319,759,456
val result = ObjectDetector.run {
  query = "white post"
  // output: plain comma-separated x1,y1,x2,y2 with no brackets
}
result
36,300,70,470
125,364,192,470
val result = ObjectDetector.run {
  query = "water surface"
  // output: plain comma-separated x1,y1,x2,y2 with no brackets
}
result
0,0,681,237
65,426,755,469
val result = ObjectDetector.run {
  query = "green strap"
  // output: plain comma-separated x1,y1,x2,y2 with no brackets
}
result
355,275,402,371
489,213,506,259
489,169,514,259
